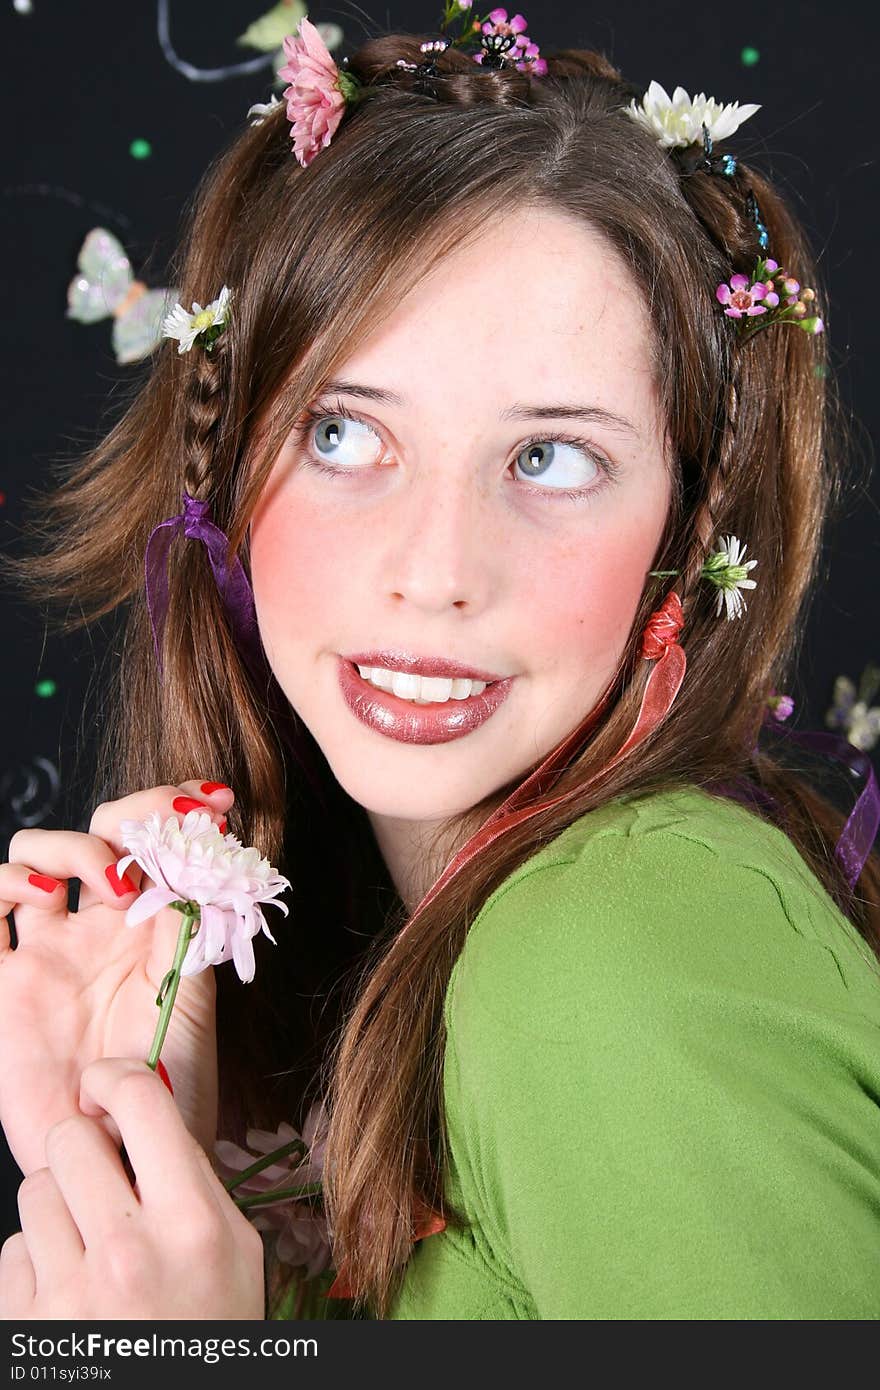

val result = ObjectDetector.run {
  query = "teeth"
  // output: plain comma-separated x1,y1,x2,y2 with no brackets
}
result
355,665,487,703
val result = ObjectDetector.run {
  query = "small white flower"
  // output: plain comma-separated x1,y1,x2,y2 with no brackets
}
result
625,80,760,149
701,534,758,621
117,809,291,983
845,702,880,752
826,677,880,752
247,93,282,126
161,285,233,354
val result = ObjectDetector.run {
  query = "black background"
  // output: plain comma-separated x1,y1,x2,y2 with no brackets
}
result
0,1,877,1239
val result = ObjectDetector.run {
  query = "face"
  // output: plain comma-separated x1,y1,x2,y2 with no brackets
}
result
249,207,673,889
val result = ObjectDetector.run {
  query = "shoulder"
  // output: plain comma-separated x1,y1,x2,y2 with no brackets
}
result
438,784,880,1319
445,783,880,1048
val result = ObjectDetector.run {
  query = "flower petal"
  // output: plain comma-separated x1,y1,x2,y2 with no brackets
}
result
124,886,179,928
232,931,256,984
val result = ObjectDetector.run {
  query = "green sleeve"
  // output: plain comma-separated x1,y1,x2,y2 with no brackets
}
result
443,826,880,1319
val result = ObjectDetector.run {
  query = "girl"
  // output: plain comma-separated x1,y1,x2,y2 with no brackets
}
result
0,15,878,1320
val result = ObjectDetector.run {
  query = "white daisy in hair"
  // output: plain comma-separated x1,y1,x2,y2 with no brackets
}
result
701,534,758,620
161,285,233,354
625,80,760,149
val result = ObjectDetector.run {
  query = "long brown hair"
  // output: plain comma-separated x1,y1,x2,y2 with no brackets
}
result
3,35,878,1317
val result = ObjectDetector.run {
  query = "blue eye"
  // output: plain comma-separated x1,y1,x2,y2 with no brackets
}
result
514,438,604,491
309,412,384,467
293,399,618,500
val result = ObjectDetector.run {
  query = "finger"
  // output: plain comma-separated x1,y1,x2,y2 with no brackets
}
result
5,829,140,943
43,1114,140,1247
79,780,235,913
0,1231,36,1311
78,1059,222,1221
17,1166,85,1286
0,861,68,953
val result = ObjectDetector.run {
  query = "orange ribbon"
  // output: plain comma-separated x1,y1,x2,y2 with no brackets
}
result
324,1207,447,1301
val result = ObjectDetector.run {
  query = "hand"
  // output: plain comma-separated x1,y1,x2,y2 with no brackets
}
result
0,780,235,1176
0,1058,265,1320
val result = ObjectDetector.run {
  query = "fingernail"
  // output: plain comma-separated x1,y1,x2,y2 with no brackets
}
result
200,782,232,795
173,796,206,815
28,872,62,894
218,819,227,834
105,863,138,896
156,1060,174,1096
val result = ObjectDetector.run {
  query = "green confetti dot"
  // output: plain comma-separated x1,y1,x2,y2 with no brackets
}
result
129,138,152,160
740,46,760,66
35,678,56,698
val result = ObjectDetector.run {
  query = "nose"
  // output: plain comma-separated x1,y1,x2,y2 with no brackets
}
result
381,467,494,616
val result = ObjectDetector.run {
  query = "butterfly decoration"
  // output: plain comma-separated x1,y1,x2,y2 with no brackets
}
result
825,664,880,752
237,0,344,84
66,228,177,365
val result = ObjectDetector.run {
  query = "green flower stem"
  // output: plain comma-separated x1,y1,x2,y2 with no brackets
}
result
740,312,817,341
234,1181,323,1211
223,1138,308,1192
146,905,199,1071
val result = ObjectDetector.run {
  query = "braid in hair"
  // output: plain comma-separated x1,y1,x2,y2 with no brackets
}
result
180,333,228,502
679,378,739,605
346,34,638,109
662,152,781,630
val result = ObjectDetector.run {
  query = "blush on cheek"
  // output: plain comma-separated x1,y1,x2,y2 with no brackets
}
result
541,530,658,677
249,494,353,674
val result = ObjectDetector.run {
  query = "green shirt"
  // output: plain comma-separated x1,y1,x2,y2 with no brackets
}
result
385,785,880,1319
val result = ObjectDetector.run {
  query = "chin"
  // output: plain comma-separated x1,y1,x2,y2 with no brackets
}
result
330,763,494,824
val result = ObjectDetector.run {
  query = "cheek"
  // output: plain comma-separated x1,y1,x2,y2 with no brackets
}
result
248,494,347,651
528,509,664,670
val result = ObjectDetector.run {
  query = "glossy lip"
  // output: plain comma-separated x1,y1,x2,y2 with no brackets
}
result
343,650,507,683
337,657,515,745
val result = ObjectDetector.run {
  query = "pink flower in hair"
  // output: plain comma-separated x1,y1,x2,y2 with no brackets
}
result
278,18,353,169
514,40,548,76
473,9,546,75
715,273,772,318
482,8,529,38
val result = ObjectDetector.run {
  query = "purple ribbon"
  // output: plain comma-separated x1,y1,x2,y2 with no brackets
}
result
774,727,880,892
734,717,879,894
145,489,268,686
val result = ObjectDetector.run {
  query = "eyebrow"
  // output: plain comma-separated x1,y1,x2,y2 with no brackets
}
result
321,379,640,439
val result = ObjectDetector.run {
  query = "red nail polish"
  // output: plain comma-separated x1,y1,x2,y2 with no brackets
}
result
105,863,138,896
218,819,227,834
200,782,231,795
28,872,62,894
156,1060,174,1096
172,796,205,815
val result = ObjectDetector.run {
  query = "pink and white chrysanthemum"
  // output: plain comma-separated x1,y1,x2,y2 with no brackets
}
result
117,809,291,983
213,1103,332,1278
278,17,348,169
